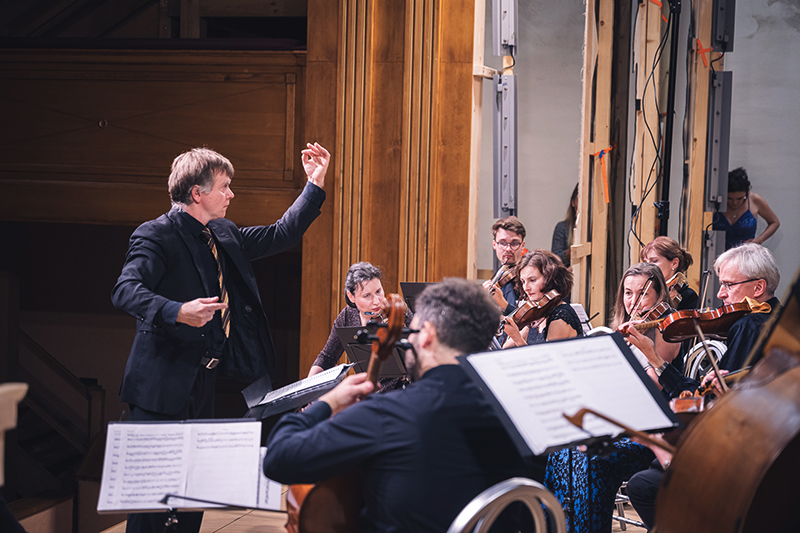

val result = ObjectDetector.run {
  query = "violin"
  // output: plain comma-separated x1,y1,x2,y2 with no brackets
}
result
621,302,672,336
488,263,516,294
287,294,406,533
503,289,561,331
666,271,689,305
621,297,771,343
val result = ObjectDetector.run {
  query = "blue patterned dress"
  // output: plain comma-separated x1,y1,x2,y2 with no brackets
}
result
536,306,655,532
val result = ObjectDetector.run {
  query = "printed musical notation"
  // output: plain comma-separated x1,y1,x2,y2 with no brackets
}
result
463,335,676,455
97,420,281,513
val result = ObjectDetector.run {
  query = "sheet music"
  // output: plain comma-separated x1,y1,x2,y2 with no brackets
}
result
464,336,675,455
178,423,262,509
257,448,283,511
98,420,267,513
570,303,594,334
256,364,353,406
98,424,189,512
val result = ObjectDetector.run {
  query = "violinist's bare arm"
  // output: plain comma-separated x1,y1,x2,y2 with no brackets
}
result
319,373,374,416
502,320,527,348
547,319,578,341
653,331,681,364
624,325,666,368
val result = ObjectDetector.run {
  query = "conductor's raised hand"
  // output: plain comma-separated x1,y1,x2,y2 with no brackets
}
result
320,373,374,416
301,142,331,188
177,297,228,327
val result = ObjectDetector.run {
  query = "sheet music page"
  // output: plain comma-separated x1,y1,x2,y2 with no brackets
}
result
256,364,353,406
465,336,674,455
98,423,189,512
179,421,262,509
570,303,594,334
257,447,284,511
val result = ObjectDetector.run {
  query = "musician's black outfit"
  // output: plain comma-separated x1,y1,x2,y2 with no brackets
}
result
263,364,543,533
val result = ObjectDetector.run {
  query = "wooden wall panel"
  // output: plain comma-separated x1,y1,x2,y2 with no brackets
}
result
0,50,307,227
300,0,341,375
297,0,480,375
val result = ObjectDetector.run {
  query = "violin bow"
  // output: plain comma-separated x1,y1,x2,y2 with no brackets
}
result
630,278,654,321
693,320,730,394
564,407,676,455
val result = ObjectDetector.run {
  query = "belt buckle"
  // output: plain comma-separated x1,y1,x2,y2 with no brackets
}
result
205,357,219,370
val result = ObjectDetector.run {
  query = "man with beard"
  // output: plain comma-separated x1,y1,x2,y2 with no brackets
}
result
263,278,541,533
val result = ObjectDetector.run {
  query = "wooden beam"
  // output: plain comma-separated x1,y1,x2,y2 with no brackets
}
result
630,0,665,264
686,0,718,293
180,0,200,38
576,0,615,325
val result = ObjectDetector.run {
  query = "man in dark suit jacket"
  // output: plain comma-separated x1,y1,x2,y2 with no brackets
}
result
112,143,329,533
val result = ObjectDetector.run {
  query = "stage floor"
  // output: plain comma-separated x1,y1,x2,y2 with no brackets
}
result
102,503,647,532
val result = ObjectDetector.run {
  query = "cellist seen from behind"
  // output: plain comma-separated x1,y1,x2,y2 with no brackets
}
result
263,278,543,532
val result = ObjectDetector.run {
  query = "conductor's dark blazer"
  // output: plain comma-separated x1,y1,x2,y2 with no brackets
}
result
112,182,325,415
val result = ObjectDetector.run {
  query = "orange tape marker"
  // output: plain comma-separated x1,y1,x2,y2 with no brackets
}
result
696,38,713,68
592,145,614,204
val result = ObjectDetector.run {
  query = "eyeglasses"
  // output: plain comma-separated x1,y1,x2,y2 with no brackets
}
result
495,241,523,250
719,278,761,290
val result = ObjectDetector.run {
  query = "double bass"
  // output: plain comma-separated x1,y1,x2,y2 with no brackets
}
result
287,294,407,533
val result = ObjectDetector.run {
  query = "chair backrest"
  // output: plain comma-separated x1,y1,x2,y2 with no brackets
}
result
446,477,566,533
684,340,727,380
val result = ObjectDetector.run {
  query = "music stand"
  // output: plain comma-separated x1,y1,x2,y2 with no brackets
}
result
400,282,436,313
335,326,408,378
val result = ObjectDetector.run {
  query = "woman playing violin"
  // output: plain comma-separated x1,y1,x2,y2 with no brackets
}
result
544,262,669,533
308,262,412,377
627,243,781,397
502,250,582,347
640,236,698,310
614,263,681,386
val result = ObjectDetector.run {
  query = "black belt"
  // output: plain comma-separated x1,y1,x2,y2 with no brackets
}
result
199,356,220,370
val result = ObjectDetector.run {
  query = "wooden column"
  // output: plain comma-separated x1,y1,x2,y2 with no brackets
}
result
684,0,719,292
300,0,341,376
575,0,615,326
629,0,666,264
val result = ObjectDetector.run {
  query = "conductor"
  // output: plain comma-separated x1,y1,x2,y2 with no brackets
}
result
112,143,329,533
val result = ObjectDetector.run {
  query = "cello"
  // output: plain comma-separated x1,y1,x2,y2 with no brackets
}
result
653,269,800,532
287,293,407,533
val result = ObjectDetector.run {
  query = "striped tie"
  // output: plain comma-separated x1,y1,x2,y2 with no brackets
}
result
201,227,231,337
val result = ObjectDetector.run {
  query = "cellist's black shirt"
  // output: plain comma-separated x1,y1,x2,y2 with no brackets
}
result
263,364,541,533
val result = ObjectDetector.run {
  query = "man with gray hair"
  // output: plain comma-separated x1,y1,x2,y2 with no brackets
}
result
264,278,541,533
714,242,781,371
112,143,329,533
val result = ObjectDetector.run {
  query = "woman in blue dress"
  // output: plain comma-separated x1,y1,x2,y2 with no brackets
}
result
545,263,682,532
712,167,780,250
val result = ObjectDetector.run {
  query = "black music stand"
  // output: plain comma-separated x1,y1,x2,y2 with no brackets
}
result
400,282,436,313
335,326,408,378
